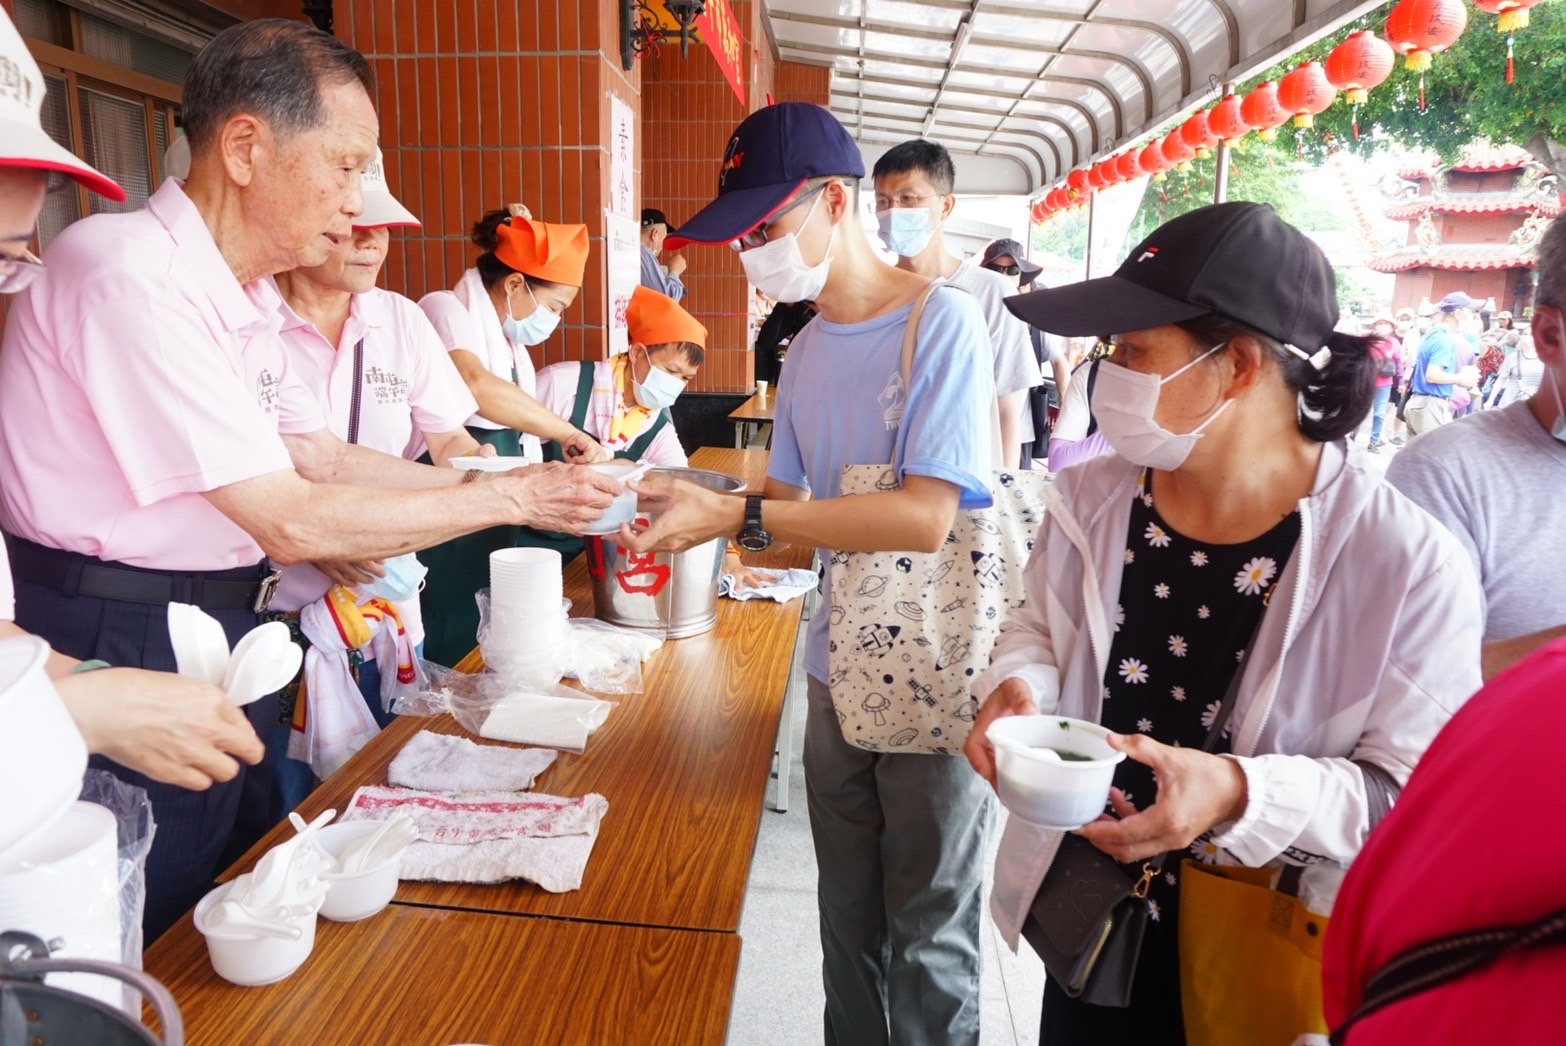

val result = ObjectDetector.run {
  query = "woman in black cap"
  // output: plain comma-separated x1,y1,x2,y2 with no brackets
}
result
962,202,1484,1042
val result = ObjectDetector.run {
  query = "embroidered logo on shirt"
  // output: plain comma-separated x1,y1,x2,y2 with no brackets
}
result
1137,247,1160,263
254,368,281,414
365,365,410,405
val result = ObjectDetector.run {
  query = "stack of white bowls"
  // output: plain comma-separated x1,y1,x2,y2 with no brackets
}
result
482,548,569,684
0,800,126,1011
0,636,87,854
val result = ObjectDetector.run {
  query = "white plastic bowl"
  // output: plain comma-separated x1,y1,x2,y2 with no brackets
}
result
0,636,88,854
987,715,1125,830
313,821,402,923
195,883,318,986
580,460,640,535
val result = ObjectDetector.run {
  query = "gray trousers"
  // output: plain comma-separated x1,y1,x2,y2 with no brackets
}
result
804,676,992,1046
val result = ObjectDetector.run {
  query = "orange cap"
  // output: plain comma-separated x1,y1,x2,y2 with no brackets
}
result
628,285,707,349
494,217,590,286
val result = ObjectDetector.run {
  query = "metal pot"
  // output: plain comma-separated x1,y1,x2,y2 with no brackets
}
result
585,467,745,639
0,931,182,1045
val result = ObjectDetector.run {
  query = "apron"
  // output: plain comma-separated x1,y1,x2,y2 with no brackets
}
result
416,425,523,667
519,360,671,563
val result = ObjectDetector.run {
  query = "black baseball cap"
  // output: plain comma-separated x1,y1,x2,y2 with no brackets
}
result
982,238,1042,279
666,102,866,250
641,208,670,228
1004,202,1339,350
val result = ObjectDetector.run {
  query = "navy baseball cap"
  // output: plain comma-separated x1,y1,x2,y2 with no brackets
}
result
1004,202,1339,351
666,102,865,250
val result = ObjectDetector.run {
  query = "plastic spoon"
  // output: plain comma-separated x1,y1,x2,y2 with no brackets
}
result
223,621,302,706
209,900,304,941
168,602,230,685
338,815,419,874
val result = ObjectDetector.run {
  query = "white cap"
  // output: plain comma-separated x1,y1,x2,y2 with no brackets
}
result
355,149,419,228
0,8,124,201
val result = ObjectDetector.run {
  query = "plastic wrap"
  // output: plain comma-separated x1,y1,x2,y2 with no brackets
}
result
390,666,613,754
560,619,663,695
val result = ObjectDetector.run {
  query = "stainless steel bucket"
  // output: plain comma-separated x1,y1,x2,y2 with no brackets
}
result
586,467,745,639
0,930,183,1045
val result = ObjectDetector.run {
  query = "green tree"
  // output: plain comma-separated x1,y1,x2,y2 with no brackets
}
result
1249,0,1566,172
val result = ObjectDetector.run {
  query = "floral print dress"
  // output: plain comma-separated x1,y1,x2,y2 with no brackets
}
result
1077,470,1301,1034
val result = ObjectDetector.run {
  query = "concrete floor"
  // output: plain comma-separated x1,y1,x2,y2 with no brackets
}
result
728,661,1045,1046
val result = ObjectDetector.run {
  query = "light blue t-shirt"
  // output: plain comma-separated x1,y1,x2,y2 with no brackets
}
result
1411,327,1459,397
767,284,996,681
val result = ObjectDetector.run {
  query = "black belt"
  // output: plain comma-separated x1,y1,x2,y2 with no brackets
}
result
4,534,282,612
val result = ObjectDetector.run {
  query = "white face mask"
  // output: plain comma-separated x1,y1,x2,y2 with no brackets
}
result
877,205,941,258
632,349,686,411
1091,342,1233,471
739,190,835,303
1550,368,1566,443
502,281,560,346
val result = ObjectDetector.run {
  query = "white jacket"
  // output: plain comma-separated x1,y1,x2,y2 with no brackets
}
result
972,440,1483,950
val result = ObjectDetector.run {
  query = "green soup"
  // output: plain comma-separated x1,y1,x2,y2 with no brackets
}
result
1036,746,1094,762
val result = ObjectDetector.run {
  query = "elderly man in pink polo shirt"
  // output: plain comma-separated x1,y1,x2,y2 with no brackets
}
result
0,7,264,794
0,19,618,938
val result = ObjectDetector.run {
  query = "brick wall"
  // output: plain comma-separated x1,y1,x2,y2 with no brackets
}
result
334,0,641,368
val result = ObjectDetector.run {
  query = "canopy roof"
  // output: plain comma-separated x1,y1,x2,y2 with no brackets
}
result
765,0,1388,194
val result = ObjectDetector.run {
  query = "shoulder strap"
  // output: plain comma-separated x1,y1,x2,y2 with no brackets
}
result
568,359,595,432
1331,904,1566,1044
622,411,670,461
890,281,943,466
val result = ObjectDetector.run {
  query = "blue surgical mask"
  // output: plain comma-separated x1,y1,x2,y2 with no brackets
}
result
358,553,427,603
877,206,942,258
632,349,686,411
501,281,560,346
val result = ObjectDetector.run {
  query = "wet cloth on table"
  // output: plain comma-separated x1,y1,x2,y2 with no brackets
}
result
718,567,819,603
388,729,558,792
343,785,608,892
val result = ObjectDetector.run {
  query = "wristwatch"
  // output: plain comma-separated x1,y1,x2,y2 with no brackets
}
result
736,493,773,552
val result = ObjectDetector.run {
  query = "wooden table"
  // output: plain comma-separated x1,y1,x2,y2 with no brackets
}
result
218,448,808,934
727,388,774,448
145,906,740,1045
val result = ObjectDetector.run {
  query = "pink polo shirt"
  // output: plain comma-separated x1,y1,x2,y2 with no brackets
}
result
0,180,324,571
0,553,12,621
271,285,477,623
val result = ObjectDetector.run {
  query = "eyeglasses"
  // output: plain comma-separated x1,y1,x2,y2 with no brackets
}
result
0,247,45,294
986,262,1022,277
732,184,828,251
873,192,940,213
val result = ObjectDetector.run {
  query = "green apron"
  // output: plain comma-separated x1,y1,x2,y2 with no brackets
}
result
417,425,522,667
520,360,671,563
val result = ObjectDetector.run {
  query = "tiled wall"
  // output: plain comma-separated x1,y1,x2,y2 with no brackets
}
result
772,60,830,105
334,0,641,368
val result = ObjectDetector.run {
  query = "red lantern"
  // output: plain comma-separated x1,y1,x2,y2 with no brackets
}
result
1138,140,1169,180
1472,0,1543,82
1180,110,1220,156
1030,200,1047,224
1067,168,1091,197
1047,187,1070,211
1325,30,1395,138
1089,161,1113,190
1385,0,1467,110
1277,61,1338,128
1161,129,1195,170
1206,95,1252,144
1241,81,1290,141
1116,150,1143,182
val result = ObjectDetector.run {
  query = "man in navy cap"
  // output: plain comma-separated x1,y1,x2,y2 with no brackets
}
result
1405,291,1483,435
626,102,997,1044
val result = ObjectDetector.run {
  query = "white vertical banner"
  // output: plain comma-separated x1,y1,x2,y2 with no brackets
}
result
606,212,640,357
1087,177,1150,278
610,93,635,219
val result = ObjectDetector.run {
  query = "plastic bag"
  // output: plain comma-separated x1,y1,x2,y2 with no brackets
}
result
476,588,571,687
561,619,663,695
390,665,613,754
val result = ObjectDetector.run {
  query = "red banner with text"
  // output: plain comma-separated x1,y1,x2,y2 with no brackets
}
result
695,0,745,104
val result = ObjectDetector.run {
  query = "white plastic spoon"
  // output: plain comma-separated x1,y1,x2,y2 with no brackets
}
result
209,900,304,941
168,602,230,685
223,621,303,706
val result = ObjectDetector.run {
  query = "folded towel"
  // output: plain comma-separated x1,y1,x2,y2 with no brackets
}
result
479,692,612,752
343,785,608,892
719,567,819,603
388,730,557,792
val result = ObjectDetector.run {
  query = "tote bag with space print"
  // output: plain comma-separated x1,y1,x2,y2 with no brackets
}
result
826,285,1049,755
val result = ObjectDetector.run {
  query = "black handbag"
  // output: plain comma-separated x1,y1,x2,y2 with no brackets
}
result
1020,618,1263,1008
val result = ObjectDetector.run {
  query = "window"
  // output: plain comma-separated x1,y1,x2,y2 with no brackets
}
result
18,0,186,247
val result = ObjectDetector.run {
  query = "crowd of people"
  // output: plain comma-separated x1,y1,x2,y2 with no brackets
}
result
1,11,1561,1044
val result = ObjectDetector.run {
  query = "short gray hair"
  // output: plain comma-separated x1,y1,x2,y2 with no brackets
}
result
1534,216,1566,309
181,19,374,152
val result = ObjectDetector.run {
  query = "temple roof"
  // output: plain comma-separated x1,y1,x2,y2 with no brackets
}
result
1366,242,1538,274
1384,192,1562,221
1450,143,1536,173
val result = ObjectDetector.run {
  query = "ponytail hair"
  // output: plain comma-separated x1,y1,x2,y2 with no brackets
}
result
1175,315,1376,444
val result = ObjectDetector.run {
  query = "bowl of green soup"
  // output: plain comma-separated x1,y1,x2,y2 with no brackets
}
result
986,715,1125,829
